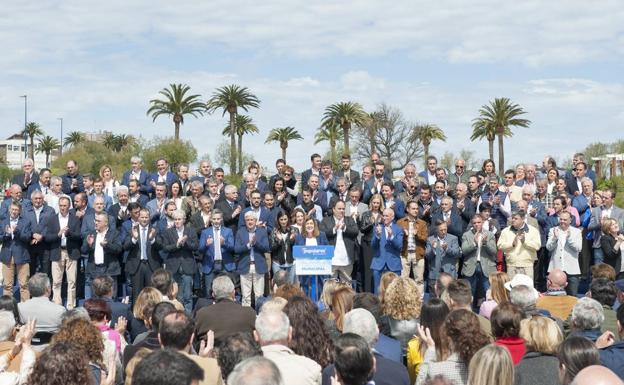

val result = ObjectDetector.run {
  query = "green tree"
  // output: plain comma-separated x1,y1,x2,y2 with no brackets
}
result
102,133,136,153
142,137,198,171
473,98,531,173
22,122,44,163
37,135,60,167
206,85,260,175
265,126,304,163
322,101,369,155
413,124,446,168
63,131,86,148
222,115,259,175
315,121,344,164
147,83,205,141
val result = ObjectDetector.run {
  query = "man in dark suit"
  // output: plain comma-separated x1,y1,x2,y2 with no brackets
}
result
148,158,177,195
320,200,359,286
190,160,213,187
328,177,350,211
91,274,132,329
234,211,270,307
296,175,328,215
381,182,405,219
198,209,235,298
146,183,169,225
22,190,55,277
238,190,273,232
81,213,123,298
123,208,162,305
216,185,242,236
45,196,81,308
81,196,117,237
121,156,151,196
371,208,404,294
189,196,214,238
362,161,392,204
300,153,322,189
0,202,32,300
335,154,361,190
430,196,464,240
418,155,438,186
108,185,132,229
161,209,199,312
0,184,32,221
425,220,461,294
12,158,39,193
393,163,418,196
127,179,149,207
60,159,85,198
566,161,597,197
27,168,51,197
238,173,268,208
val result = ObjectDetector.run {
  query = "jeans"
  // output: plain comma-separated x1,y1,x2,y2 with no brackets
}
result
272,262,296,284
466,262,490,303
204,261,233,298
566,275,580,297
173,271,193,312
593,248,605,265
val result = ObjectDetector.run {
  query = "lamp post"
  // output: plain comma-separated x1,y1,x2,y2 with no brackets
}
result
19,95,27,159
57,117,63,156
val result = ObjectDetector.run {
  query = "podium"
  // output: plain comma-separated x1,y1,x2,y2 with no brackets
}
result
293,245,334,302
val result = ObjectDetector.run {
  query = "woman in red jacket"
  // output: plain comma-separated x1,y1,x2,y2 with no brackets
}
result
491,302,526,365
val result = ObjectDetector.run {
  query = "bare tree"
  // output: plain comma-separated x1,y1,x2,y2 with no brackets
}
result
354,103,424,172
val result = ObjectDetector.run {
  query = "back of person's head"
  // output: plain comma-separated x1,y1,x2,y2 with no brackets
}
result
0,310,16,342
27,342,91,385
558,336,601,385
342,308,379,348
435,272,453,298
591,264,616,282
352,292,383,326
379,272,398,304
274,283,305,302
520,316,563,355
61,307,90,324
570,365,624,385
216,332,263,381
212,275,236,300
617,304,624,331
133,287,163,320
467,344,514,385
320,279,340,307
489,272,510,304
334,333,374,385
420,299,450,348
28,273,51,297
443,309,491,364
151,302,176,332
92,275,114,298
151,269,174,296
53,317,105,364
272,270,290,289
446,279,472,309
260,298,287,313
227,356,283,385
159,311,194,350
509,285,537,308
589,278,617,307
255,311,290,344
490,302,523,338
84,298,112,322
0,295,21,324
571,297,604,331
383,277,421,320
125,348,152,385
133,348,204,385
332,286,355,331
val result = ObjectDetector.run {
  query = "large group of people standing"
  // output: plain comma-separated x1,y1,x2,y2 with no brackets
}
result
0,150,624,385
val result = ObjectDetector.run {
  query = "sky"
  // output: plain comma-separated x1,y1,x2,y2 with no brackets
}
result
1,1,623,173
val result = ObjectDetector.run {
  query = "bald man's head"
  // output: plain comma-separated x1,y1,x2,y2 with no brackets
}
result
547,269,568,290
571,365,623,385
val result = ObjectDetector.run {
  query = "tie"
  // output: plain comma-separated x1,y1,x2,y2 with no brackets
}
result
141,228,148,260
24,173,30,186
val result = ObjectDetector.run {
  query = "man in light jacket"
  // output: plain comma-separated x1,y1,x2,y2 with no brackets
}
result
546,210,583,296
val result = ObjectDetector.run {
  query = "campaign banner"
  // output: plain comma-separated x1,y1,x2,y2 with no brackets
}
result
294,245,334,276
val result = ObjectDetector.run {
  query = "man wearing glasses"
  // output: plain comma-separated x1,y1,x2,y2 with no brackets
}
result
448,159,469,191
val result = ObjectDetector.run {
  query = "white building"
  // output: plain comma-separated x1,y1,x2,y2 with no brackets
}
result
0,133,57,170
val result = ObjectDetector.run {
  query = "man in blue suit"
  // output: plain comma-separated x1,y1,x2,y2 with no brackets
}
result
0,184,31,221
363,161,392,204
234,211,270,307
238,190,274,233
430,196,463,239
381,182,405,219
198,209,235,298
425,219,461,294
121,156,151,196
296,175,328,216
22,190,55,277
418,156,439,186
148,158,177,196
300,153,322,189
371,208,404,294
0,202,32,300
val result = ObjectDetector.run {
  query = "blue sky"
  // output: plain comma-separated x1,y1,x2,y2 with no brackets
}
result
1,1,623,172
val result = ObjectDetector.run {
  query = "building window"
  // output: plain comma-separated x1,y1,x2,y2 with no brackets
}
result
21,146,25,152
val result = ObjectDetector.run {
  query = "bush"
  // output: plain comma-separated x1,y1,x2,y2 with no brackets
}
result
142,137,198,171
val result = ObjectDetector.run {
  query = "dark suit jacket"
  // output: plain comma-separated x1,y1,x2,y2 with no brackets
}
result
322,352,410,385
319,216,359,261
161,226,199,275
22,205,55,253
430,209,464,239
148,171,177,192
335,169,360,190
189,211,212,238
362,177,392,204
81,212,117,237
81,228,123,276
44,212,82,261
0,217,32,264
123,225,162,274
0,199,32,221
12,172,39,193
238,207,274,231
215,199,241,235
121,169,150,194
61,173,85,196
194,299,256,342
234,227,270,274
108,203,131,229
300,168,319,189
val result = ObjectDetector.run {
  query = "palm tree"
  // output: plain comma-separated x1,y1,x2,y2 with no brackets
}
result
64,131,86,148
314,121,344,162
22,122,44,162
206,85,260,174
470,118,512,161
265,127,304,162
321,101,369,155
222,115,259,175
413,124,446,168
103,133,118,151
474,98,531,173
37,135,60,167
147,83,205,141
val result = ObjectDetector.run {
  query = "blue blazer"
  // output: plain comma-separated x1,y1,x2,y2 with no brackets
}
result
81,212,117,237
0,217,32,265
425,234,461,279
0,199,32,221
121,170,151,193
234,227,270,275
61,173,85,197
418,170,436,186
371,223,404,272
294,232,329,246
296,190,328,213
362,177,392,204
198,226,235,273
22,205,55,236
237,207,274,232
385,199,405,220
148,171,177,193
429,210,464,238
87,193,113,211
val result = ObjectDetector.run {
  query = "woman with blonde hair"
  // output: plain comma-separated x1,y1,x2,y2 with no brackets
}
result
467,345,514,385
378,271,398,307
359,193,384,293
130,287,162,341
384,277,421,358
99,164,120,204
515,316,563,385
326,285,355,340
479,272,510,319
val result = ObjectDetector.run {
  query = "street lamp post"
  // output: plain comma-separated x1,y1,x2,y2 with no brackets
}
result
57,117,64,156
19,95,27,159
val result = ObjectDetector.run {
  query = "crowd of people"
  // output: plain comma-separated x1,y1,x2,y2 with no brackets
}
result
0,150,624,385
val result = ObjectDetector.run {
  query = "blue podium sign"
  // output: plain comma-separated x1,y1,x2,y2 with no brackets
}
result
294,245,334,276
